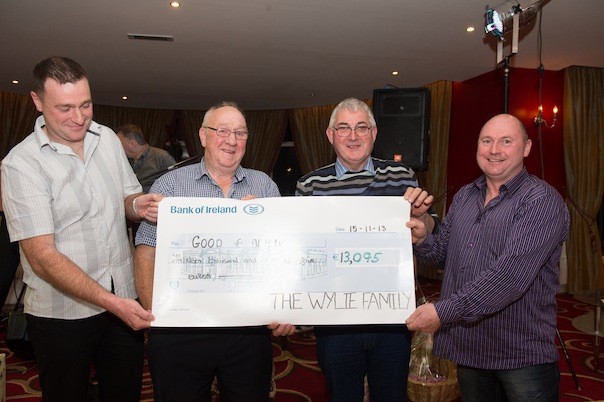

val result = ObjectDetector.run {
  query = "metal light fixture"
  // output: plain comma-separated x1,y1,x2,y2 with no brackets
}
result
484,0,541,40
484,0,542,64
534,105,558,128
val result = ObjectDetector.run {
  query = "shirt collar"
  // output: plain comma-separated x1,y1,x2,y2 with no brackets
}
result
501,168,529,195
335,158,375,178
198,157,245,182
473,167,529,196
139,144,151,161
33,115,100,155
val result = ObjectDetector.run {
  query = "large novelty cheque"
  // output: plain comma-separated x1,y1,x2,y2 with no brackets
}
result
151,196,416,327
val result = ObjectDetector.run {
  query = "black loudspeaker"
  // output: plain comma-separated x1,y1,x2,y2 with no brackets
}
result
372,88,430,171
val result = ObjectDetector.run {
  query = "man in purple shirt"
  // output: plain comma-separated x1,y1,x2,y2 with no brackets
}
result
406,114,569,401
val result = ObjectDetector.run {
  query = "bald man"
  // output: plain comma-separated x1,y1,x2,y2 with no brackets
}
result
406,114,569,402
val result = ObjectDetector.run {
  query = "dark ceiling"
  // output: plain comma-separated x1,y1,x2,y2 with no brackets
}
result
1,0,602,110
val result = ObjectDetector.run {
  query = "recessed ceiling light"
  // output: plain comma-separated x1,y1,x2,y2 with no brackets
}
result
466,26,475,32
122,96,128,100
11,80,18,84
391,71,399,76
170,1,180,7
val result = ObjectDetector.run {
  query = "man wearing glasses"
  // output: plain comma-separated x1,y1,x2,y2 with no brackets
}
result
134,101,294,402
296,97,438,401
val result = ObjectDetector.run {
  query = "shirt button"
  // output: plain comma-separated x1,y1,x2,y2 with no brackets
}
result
467,243,473,248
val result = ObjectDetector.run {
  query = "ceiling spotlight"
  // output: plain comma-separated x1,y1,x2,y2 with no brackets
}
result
391,71,399,76
170,1,180,7
484,0,541,41
12,80,19,84
466,26,475,32
122,96,128,100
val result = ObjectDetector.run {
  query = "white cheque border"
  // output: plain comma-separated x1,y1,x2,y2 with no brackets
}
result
151,196,415,327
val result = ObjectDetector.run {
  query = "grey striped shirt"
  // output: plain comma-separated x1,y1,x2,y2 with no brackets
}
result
1,116,142,319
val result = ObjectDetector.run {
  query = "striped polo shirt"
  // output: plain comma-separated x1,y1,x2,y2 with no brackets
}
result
296,157,428,198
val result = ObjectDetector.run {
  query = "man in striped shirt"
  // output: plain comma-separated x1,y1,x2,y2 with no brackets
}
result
296,97,438,401
406,114,569,401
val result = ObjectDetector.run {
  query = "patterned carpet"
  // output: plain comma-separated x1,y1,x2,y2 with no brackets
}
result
3,279,604,401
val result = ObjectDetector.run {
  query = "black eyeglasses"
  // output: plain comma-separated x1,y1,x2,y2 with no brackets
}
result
332,125,373,137
204,126,249,140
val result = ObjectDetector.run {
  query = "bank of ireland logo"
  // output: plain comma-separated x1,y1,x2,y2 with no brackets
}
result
243,204,264,215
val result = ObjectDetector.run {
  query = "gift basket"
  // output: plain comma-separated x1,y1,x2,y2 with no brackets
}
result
407,330,459,402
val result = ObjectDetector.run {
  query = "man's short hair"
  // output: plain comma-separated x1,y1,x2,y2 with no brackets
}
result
32,57,87,95
116,124,146,145
328,98,376,128
202,101,245,127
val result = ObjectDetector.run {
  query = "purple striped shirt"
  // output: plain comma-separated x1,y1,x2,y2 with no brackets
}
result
414,169,569,369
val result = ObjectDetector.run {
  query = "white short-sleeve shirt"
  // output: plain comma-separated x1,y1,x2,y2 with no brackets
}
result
1,116,142,319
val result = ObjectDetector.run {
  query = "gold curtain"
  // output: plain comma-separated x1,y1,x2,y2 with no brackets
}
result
242,110,288,173
416,81,453,279
93,104,175,148
176,109,287,173
0,91,39,158
563,66,604,294
416,80,453,219
178,110,206,158
290,104,337,175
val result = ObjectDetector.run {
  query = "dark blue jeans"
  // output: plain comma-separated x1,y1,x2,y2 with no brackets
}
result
457,362,559,402
26,311,145,402
316,325,411,402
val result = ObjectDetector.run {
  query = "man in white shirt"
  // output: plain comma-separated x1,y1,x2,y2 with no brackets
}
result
1,56,161,402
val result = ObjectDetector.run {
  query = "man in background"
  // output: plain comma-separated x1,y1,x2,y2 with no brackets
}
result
117,124,175,239
116,123,175,193
406,114,569,401
296,97,438,401
1,56,160,402
135,101,293,402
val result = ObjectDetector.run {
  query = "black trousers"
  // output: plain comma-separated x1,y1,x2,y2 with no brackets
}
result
26,311,145,402
148,327,273,402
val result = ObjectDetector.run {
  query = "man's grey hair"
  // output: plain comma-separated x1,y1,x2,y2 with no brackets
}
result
202,101,245,127
328,98,376,128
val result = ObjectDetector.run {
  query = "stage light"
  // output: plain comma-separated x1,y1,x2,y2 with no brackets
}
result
484,0,541,41
484,0,542,64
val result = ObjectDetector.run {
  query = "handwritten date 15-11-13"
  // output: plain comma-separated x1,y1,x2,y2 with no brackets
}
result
348,225,387,233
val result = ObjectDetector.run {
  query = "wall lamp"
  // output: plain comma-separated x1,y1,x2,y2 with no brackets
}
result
533,105,558,128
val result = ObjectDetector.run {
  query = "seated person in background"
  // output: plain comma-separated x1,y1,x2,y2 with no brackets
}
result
116,123,176,193
117,124,176,238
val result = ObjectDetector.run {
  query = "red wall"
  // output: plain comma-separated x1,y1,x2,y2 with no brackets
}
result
447,67,565,208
